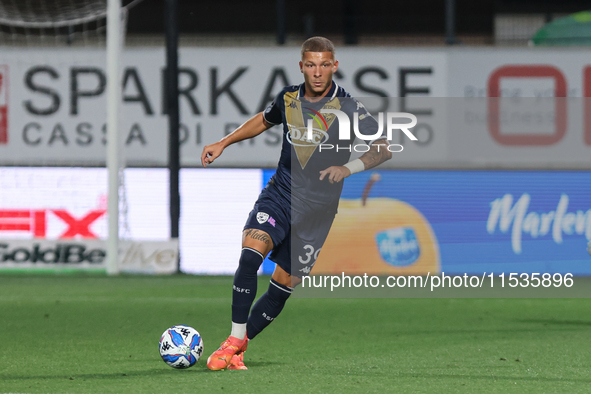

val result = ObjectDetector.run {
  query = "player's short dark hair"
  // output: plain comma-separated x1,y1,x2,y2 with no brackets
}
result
301,36,335,59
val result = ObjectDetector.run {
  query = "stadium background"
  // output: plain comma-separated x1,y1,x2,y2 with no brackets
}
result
2,1,591,393
1,0,590,276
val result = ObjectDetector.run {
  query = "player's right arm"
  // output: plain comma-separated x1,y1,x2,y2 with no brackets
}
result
201,112,273,167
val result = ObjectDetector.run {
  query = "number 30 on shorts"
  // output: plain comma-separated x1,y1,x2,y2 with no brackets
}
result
298,244,321,265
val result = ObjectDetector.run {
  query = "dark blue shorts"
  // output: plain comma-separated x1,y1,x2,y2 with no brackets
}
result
244,184,337,278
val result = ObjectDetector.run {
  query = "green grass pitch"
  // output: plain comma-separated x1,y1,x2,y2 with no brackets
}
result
0,274,590,393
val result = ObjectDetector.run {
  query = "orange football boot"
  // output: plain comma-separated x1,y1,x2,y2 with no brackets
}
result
227,351,248,370
206,335,248,371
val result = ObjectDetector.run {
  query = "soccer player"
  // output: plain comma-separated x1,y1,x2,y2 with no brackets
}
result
200,36,392,370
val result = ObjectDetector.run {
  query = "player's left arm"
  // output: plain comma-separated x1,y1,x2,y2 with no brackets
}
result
358,138,392,170
319,138,392,183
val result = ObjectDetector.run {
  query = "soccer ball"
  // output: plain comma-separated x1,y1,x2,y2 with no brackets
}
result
159,325,204,369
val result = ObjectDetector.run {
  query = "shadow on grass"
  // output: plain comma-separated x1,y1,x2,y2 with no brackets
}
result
1,360,281,381
392,372,591,385
0,367,210,381
240,360,282,367
515,318,591,326
341,369,591,385
388,325,588,337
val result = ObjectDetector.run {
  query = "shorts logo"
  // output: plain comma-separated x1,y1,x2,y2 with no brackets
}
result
268,217,276,227
299,266,311,274
256,212,269,224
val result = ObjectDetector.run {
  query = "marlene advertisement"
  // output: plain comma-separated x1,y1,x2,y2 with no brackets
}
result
309,170,591,277
0,167,590,275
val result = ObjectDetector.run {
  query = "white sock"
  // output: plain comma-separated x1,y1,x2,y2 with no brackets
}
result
231,322,246,339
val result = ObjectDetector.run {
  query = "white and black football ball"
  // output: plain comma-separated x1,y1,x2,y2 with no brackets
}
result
159,325,204,369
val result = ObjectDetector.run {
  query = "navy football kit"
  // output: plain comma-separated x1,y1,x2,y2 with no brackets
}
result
243,81,381,277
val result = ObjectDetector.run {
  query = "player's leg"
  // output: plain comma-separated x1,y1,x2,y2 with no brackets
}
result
230,229,273,339
272,263,302,288
207,229,272,371
245,264,300,341
208,186,290,371
244,208,335,342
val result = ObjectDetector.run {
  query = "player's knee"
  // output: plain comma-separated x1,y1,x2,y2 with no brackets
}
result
272,265,302,288
282,276,302,288
238,247,265,273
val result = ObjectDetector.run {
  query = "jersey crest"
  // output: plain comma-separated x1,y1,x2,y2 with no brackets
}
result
284,91,342,169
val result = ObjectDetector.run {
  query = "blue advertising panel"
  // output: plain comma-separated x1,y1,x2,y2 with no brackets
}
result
262,169,591,276
340,170,591,276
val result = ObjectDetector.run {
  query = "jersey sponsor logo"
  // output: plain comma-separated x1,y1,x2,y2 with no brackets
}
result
256,212,269,224
284,92,342,169
285,124,330,146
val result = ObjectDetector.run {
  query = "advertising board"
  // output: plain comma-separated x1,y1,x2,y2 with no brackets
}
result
1,48,591,168
315,170,591,277
0,48,445,167
3,167,589,275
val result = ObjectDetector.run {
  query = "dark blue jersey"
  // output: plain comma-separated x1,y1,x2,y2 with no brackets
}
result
263,81,381,210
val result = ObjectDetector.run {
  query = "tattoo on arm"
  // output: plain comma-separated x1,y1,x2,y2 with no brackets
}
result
244,229,270,245
359,139,392,170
